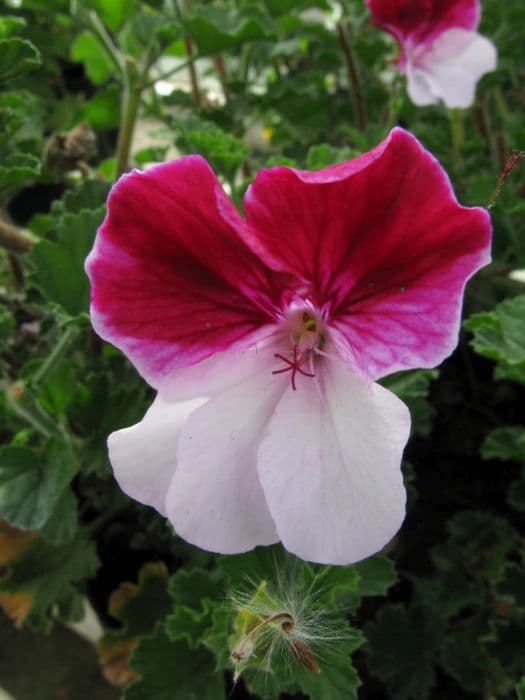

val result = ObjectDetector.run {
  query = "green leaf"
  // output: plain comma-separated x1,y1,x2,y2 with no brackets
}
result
166,568,224,650
365,604,445,700
30,207,104,317
37,359,76,416
86,0,136,31
70,31,113,85
508,474,525,512
306,143,356,169
440,626,506,695
0,152,41,189
0,16,26,39
176,116,249,182
97,563,172,688
0,306,15,338
0,37,41,82
125,625,224,700
353,555,397,598
169,568,223,610
465,296,525,365
186,5,275,55
166,603,215,650
383,369,438,436
0,439,77,531
80,84,121,129
0,530,99,629
109,563,172,639
40,488,78,545
431,511,520,583
247,634,363,700
481,426,525,463
51,178,110,216
264,0,329,17
285,641,362,700
517,676,525,700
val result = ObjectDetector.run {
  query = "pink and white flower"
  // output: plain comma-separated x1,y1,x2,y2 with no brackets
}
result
367,0,497,108
85,128,491,565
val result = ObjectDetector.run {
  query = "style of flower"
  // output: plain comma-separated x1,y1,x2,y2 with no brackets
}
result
367,0,497,108
85,128,491,565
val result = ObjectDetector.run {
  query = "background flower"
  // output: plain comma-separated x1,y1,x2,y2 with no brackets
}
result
367,0,497,107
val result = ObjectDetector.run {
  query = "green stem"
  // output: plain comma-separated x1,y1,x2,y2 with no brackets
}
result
6,390,53,438
115,60,142,178
142,56,199,89
32,325,79,389
86,10,125,78
449,108,464,171
336,20,366,131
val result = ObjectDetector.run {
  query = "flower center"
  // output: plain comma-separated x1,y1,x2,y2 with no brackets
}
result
272,310,325,391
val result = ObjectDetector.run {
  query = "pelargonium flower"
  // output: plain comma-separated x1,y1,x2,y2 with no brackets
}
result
85,128,491,565
367,0,497,108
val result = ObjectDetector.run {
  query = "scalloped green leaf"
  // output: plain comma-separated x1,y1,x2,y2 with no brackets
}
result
186,5,275,55
30,207,104,317
465,296,525,365
0,530,98,630
125,625,224,700
85,0,136,31
0,440,77,531
70,31,114,85
0,16,26,39
365,604,445,700
0,152,41,189
481,426,525,463
0,37,41,82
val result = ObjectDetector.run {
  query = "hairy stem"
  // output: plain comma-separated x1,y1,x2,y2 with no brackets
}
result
336,20,366,131
449,108,464,171
32,325,79,389
0,218,34,253
115,59,142,178
177,0,201,109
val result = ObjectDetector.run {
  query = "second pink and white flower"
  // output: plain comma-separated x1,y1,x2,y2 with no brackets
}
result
367,0,497,108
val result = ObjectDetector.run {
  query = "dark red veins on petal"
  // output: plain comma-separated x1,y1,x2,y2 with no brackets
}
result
366,0,480,45
86,156,289,389
243,127,492,380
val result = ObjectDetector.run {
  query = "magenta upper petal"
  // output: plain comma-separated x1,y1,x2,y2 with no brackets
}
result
86,157,285,389
243,127,492,379
366,0,479,46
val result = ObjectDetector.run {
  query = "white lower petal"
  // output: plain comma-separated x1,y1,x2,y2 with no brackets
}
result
166,353,286,554
408,29,497,109
159,329,278,401
108,395,205,515
405,63,439,106
256,358,411,565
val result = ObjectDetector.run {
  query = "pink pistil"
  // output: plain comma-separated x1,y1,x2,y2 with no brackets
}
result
272,345,315,391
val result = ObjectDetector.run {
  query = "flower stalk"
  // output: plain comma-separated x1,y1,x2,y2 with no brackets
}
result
0,217,34,254
31,325,79,390
336,20,366,131
449,108,465,170
115,58,142,178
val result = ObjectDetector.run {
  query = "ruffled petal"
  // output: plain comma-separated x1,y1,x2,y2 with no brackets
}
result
366,0,479,45
405,62,439,106
244,128,491,379
86,156,285,391
108,395,205,515
417,29,497,109
165,350,286,554
257,358,411,565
